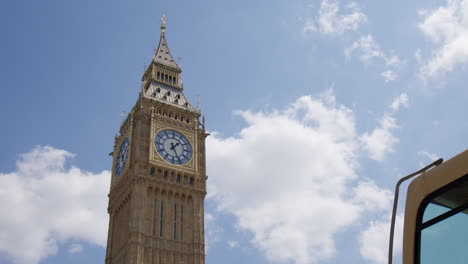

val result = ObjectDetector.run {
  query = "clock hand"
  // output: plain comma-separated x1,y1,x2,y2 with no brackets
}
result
170,142,180,156
170,142,180,150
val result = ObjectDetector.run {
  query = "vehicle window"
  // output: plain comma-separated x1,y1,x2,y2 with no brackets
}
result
417,175,468,264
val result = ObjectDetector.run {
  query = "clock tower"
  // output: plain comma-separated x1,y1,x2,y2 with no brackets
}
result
105,16,207,264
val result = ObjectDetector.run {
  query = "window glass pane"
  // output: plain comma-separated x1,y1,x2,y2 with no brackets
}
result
419,175,468,264
421,204,468,263
422,203,450,222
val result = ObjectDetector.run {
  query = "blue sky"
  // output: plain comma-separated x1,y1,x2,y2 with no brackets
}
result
1,0,468,264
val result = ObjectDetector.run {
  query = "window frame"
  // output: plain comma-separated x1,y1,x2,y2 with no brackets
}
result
402,150,468,264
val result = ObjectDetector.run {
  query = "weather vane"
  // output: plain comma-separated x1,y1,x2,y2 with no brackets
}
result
160,14,167,32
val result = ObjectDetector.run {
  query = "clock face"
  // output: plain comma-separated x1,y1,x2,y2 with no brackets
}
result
115,137,129,177
155,129,192,165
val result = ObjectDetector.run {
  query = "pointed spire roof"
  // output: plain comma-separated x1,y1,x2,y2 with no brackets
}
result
153,15,180,70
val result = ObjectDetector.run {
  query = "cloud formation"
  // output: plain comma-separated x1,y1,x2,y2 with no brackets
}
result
303,0,367,36
207,92,394,263
227,240,239,248
390,93,409,112
359,215,403,264
205,213,224,251
381,70,398,83
0,146,110,264
345,35,402,82
417,150,438,161
418,0,468,79
360,94,409,162
360,115,399,162
345,35,401,66
68,244,84,255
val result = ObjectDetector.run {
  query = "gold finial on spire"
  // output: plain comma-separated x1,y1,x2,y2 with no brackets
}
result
160,14,167,32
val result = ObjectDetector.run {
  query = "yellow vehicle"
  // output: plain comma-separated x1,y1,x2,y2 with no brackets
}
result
388,150,468,264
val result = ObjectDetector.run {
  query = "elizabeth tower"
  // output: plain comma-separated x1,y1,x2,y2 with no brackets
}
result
105,17,207,264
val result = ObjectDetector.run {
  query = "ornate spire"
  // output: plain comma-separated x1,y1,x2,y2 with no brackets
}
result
140,16,199,112
153,15,180,70
142,15,186,99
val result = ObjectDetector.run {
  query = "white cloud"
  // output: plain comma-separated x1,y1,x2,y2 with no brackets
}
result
207,92,392,264
418,150,439,161
360,115,399,162
361,93,409,162
0,146,109,264
303,0,367,36
417,150,440,167
345,35,402,82
353,181,393,212
68,244,83,255
390,93,409,112
205,213,224,251
359,215,403,264
345,35,401,66
381,70,398,82
227,240,239,248
419,0,468,78
414,49,422,63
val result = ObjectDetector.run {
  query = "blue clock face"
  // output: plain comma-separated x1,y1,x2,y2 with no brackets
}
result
155,129,192,165
115,138,129,177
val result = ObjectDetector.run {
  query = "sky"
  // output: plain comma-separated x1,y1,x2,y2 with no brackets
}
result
1,0,468,264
